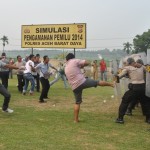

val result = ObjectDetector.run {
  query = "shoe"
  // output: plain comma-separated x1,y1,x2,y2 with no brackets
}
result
115,118,124,124
29,93,33,96
2,108,14,113
39,100,47,103
44,97,49,99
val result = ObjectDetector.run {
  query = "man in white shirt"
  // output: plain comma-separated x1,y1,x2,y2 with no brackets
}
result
33,54,41,92
23,54,35,95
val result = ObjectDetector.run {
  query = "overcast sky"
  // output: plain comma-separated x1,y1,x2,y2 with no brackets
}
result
0,0,150,51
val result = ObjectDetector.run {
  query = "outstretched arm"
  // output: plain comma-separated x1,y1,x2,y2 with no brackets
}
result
4,64,19,70
118,68,128,79
80,60,90,68
84,60,90,67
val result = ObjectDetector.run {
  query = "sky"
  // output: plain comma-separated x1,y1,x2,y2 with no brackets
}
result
0,0,150,51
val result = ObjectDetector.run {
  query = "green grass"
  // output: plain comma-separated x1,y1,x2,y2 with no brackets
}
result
0,76,149,150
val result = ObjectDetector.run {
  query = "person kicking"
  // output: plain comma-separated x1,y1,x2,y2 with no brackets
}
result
65,53,114,123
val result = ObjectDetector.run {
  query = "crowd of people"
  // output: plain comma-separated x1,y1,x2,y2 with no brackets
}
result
0,52,149,125
0,53,58,112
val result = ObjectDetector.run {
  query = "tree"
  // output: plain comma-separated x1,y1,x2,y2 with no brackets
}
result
123,42,132,54
133,29,150,54
0,35,9,52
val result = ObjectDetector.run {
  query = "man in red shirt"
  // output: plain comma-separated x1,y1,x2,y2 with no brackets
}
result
100,58,107,81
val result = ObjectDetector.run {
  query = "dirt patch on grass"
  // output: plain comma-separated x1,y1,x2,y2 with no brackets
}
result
13,96,74,111
13,95,120,115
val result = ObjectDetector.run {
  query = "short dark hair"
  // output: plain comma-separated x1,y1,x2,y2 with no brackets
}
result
36,54,40,57
1,52,6,56
43,55,48,61
136,59,144,65
29,54,34,59
17,55,21,59
127,57,135,65
66,53,75,61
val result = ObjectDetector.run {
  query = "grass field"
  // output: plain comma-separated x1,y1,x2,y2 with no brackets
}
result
0,76,149,150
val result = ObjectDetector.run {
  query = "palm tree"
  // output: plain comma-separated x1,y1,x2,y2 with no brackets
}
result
123,42,132,54
0,35,9,52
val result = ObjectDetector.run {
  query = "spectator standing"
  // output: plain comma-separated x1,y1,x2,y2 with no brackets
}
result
91,60,98,80
14,55,26,93
100,58,107,81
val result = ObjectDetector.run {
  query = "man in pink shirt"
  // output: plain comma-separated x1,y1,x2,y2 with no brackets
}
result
65,53,114,123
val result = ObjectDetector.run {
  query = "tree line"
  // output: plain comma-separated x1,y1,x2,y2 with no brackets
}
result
123,29,150,54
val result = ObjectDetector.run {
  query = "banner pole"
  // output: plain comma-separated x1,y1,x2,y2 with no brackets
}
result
74,48,76,57
31,48,33,54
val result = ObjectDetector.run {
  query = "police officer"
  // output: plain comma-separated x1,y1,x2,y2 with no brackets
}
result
125,59,145,116
115,57,149,124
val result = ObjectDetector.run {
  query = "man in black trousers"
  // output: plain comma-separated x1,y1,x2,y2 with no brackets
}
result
0,58,19,113
116,58,150,124
0,53,9,89
34,55,57,103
